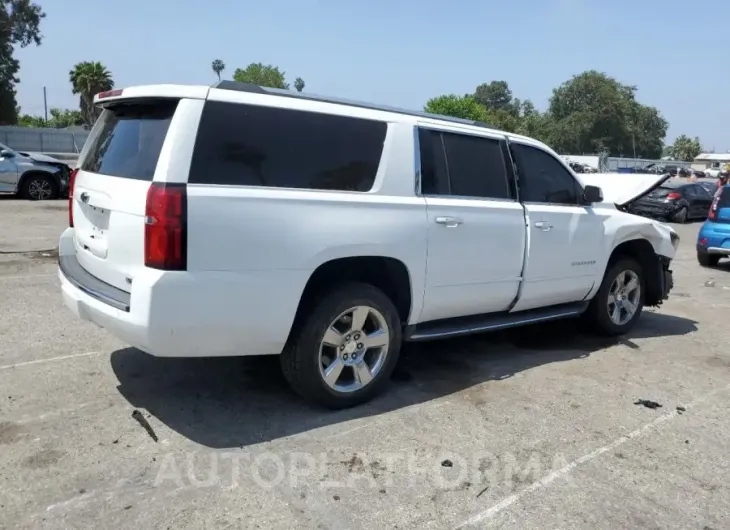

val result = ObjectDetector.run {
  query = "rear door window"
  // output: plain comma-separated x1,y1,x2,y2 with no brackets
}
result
418,128,511,199
82,100,179,181
188,101,387,192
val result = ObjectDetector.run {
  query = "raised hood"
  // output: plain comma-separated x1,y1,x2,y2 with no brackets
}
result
17,151,66,165
579,172,672,207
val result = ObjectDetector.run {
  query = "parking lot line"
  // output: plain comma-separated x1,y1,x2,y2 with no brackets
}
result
0,351,100,371
455,382,730,529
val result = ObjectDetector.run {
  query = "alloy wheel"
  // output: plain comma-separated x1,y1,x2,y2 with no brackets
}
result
28,178,53,200
318,305,390,393
606,270,641,326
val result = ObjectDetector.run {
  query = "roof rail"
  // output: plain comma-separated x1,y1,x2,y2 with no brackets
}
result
212,80,495,130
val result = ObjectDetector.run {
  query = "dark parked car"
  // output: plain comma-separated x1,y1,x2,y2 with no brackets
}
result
697,179,719,195
628,178,714,223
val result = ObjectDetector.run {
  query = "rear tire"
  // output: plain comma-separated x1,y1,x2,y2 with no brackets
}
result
585,258,645,336
280,282,402,409
697,251,720,267
672,206,688,223
20,173,59,201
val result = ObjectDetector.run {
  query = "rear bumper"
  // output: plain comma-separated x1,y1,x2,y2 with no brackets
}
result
699,246,730,256
629,203,681,219
58,228,307,358
696,224,730,255
59,253,130,312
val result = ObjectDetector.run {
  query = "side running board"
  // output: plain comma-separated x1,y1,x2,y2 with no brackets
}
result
404,301,590,342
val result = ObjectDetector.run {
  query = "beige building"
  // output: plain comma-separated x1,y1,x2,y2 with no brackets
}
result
692,152,730,172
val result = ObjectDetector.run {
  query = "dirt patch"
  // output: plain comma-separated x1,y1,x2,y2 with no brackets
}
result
0,422,23,445
42,204,69,212
22,449,66,469
705,356,730,369
27,248,58,260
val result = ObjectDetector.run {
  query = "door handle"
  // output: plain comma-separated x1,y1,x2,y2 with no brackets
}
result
534,221,552,231
435,216,463,227
80,192,90,203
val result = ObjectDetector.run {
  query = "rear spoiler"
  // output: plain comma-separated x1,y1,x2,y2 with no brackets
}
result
94,85,210,106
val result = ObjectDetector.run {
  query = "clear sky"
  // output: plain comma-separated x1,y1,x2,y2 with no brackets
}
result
14,0,730,152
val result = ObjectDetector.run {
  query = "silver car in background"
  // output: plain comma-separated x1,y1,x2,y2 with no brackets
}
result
0,142,71,200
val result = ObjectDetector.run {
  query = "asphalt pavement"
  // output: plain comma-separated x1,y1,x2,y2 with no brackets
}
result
0,199,728,529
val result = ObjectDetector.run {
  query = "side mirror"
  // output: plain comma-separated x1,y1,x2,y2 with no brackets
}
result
0,149,14,158
583,185,603,204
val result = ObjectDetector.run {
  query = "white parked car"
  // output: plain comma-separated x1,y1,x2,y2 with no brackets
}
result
59,82,679,408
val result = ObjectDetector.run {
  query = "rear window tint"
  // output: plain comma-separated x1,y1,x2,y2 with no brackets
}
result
81,100,178,181
188,101,386,191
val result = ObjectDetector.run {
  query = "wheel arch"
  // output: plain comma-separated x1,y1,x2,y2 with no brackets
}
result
605,238,665,306
287,255,415,346
17,169,62,196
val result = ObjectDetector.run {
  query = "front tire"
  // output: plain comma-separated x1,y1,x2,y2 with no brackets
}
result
20,174,59,201
280,282,402,409
586,258,645,336
697,251,720,267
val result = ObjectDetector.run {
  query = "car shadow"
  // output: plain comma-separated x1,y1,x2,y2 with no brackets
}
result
110,311,697,449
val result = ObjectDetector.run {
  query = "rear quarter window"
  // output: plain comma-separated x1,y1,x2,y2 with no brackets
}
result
81,100,179,181
188,101,387,192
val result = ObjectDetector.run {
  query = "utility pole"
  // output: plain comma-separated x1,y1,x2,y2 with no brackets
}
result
43,86,48,123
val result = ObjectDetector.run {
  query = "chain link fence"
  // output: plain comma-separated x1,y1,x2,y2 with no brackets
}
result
0,126,90,154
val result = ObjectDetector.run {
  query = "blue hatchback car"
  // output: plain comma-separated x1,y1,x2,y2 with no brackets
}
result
697,184,730,266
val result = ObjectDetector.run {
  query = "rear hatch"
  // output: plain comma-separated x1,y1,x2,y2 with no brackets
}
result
632,185,679,208
71,99,179,292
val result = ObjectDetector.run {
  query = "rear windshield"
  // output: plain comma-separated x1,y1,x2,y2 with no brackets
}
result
81,100,178,181
651,186,676,197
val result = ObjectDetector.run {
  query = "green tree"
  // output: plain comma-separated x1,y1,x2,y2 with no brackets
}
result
629,104,668,160
548,71,667,157
17,113,45,127
424,94,522,133
667,135,702,162
474,81,513,113
0,1,46,125
424,94,491,122
18,108,84,128
233,63,290,89
69,61,114,127
294,77,305,92
211,59,225,81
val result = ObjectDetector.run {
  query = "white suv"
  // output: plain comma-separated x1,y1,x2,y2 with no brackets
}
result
59,82,678,408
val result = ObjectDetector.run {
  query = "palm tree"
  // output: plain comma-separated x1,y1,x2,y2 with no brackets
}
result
69,61,114,127
211,59,226,81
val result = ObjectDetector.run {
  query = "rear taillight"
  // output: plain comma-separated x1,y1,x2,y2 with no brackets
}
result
68,168,78,227
708,194,721,220
144,182,187,271
666,192,682,200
